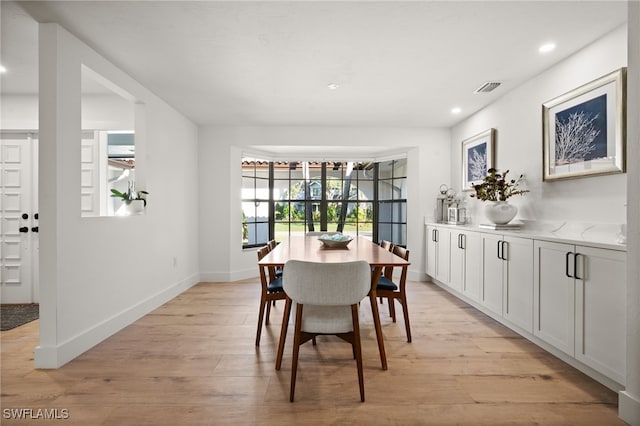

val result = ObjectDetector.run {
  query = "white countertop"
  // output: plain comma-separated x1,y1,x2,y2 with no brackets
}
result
425,220,627,252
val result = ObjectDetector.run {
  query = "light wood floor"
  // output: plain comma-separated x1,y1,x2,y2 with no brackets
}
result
1,279,623,425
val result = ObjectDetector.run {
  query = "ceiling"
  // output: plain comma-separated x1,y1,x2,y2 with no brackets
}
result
0,1,628,128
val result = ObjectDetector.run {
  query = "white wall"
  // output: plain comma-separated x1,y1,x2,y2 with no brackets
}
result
36,23,200,367
0,95,39,130
198,126,450,282
451,25,628,227
620,2,640,424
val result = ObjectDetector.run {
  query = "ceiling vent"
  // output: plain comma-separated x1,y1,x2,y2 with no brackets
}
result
474,81,502,94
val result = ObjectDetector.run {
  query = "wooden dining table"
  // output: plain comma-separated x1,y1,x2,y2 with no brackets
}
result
258,235,411,371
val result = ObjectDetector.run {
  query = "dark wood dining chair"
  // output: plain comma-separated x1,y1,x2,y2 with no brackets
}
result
282,259,371,402
378,240,394,305
255,245,287,346
376,245,412,342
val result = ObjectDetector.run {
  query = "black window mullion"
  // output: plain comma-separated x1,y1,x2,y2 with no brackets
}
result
320,162,327,231
268,162,275,241
373,163,379,243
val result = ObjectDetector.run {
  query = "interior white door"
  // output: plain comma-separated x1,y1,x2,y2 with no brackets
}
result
80,131,102,217
1,134,38,303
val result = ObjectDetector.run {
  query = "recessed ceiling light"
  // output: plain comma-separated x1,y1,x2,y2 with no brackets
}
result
0,65,7,73
539,43,556,54
327,83,339,90
451,107,462,114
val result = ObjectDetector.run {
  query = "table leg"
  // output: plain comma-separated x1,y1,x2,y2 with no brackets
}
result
275,297,292,370
370,266,388,370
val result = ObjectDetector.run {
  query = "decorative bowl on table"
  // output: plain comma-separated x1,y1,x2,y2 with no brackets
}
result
318,233,353,248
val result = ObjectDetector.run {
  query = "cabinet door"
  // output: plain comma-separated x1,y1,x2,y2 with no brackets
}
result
481,233,503,316
449,232,464,292
575,246,626,384
533,240,575,356
426,225,437,278
462,231,482,302
435,227,451,285
503,236,534,332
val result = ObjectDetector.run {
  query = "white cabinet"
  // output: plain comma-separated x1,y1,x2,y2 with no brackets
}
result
450,230,482,301
481,233,504,316
575,245,626,384
426,225,451,285
425,223,627,387
533,241,575,356
502,236,534,332
534,240,626,384
481,234,533,330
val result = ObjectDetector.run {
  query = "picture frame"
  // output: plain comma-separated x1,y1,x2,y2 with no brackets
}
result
542,68,626,181
461,128,495,191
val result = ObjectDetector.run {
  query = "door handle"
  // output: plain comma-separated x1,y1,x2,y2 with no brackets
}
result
19,226,29,233
501,241,508,261
574,253,583,280
460,234,466,250
565,252,574,278
497,240,502,259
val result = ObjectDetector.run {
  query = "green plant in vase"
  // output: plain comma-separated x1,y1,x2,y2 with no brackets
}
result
470,168,529,225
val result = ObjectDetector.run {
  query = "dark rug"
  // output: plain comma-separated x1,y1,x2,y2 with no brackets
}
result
0,304,39,331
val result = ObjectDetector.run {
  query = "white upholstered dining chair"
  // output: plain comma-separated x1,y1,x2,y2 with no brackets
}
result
282,259,371,402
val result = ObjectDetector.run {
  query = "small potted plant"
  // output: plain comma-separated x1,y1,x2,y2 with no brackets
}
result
111,181,149,215
470,168,529,224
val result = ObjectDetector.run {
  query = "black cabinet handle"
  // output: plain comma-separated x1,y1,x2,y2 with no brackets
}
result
22,213,29,220
574,253,583,280
461,234,466,250
501,241,508,261
19,226,29,233
565,252,574,278
434,229,438,243
31,226,39,233
497,240,502,259
34,213,39,220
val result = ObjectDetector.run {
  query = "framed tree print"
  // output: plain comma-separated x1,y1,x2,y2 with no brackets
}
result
462,128,495,191
543,68,626,181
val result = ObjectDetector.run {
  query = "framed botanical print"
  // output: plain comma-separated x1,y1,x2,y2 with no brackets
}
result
542,68,626,181
462,128,495,191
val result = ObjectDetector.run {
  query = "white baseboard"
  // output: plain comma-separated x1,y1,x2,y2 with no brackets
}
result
408,270,429,282
34,273,200,369
200,268,256,282
619,391,640,425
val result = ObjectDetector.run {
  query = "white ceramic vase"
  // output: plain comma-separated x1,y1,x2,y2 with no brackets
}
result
115,199,145,216
485,201,517,225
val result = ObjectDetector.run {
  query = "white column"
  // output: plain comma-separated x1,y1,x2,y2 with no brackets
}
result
620,1,640,424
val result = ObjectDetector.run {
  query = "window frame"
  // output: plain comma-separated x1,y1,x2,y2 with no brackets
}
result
241,159,407,248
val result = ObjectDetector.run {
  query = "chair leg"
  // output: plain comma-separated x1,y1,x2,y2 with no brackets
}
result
389,297,397,322
401,297,412,343
266,298,272,325
290,304,304,402
256,298,266,346
351,304,365,402
276,298,292,370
